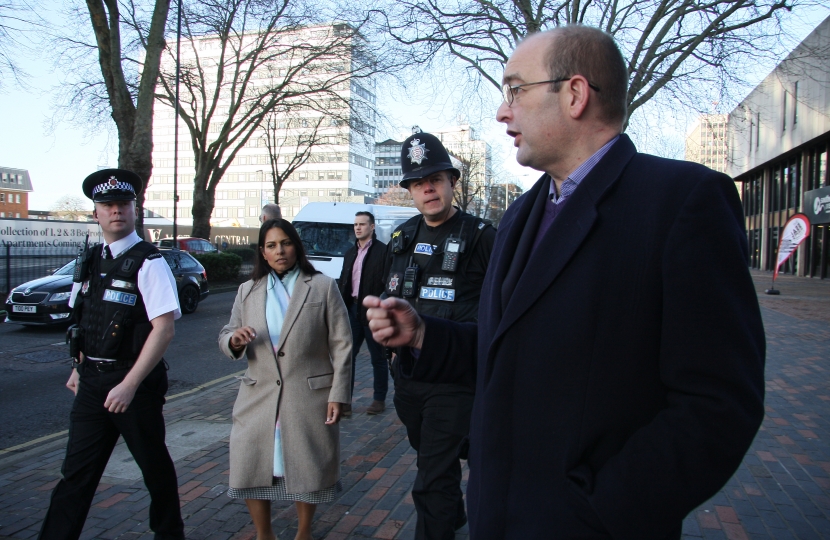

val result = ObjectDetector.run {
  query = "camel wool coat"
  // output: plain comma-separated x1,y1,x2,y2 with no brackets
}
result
218,271,352,493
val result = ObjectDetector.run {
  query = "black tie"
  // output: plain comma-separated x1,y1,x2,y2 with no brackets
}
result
104,246,113,260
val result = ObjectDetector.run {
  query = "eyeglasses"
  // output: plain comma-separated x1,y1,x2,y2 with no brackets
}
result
501,77,601,106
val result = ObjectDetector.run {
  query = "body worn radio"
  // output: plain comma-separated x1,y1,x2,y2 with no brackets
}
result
441,237,465,272
402,262,419,298
72,233,90,283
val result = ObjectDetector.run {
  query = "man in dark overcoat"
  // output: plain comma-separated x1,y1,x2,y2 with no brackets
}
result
364,25,766,540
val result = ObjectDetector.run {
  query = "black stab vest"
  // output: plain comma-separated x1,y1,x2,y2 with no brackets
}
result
76,242,158,361
385,212,489,323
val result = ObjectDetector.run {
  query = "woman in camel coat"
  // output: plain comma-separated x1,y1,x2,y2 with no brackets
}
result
218,219,351,540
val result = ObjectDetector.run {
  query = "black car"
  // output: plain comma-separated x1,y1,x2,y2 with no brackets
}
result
158,248,210,314
4,249,210,325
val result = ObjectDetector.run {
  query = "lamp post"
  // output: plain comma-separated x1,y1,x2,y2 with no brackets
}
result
172,0,182,240
256,169,266,207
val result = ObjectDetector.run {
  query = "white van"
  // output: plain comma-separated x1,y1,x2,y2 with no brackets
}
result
292,202,420,280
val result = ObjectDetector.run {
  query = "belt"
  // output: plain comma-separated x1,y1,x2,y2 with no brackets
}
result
84,358,135,372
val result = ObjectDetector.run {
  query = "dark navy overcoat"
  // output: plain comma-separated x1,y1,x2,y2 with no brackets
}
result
404,134,766,539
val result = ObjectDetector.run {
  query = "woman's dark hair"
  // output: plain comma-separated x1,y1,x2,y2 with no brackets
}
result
252,219,319,282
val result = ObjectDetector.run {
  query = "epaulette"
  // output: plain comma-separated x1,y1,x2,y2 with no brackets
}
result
113,241,161,278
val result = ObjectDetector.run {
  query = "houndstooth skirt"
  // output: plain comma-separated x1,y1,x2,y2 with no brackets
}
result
226,477,343,504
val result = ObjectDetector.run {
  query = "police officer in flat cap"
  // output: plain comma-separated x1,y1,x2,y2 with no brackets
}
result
383,131,495,539
39,169,185,540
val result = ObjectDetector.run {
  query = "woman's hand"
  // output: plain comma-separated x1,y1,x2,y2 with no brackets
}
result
326,402,342,424
230,326,257,351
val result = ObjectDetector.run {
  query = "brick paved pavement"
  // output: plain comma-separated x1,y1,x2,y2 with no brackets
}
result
679,271,830,540
1,270,828,539
0,341,456,540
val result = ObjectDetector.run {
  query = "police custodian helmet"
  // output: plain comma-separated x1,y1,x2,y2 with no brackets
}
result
82,169,141,202
400,131,461,188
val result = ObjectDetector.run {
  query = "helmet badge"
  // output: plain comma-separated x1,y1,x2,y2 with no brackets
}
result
407,139,429,165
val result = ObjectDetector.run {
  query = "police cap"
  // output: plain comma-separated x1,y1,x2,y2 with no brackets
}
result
400,132,460,188
82,169,140,202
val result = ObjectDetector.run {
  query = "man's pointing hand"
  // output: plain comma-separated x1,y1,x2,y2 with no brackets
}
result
363,296,425,350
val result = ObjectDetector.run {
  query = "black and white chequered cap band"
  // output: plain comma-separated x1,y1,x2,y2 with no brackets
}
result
91,176,136,196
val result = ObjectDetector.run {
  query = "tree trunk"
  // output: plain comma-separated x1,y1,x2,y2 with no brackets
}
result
191,169,214,240
86,0,170,240
119,130,153,239
273,175,289,205
119,153,150,238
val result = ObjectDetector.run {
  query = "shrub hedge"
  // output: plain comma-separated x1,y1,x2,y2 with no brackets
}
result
223,247,256,262
194,252,242,281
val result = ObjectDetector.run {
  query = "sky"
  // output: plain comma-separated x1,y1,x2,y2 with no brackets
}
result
1,3,827,212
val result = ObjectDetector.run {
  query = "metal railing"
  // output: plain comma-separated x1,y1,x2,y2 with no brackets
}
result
0,245,77,296
0,245,257,296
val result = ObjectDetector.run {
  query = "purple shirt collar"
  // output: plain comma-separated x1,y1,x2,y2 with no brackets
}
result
549,135,619,204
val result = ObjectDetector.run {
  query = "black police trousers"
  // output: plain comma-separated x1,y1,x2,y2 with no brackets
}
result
394,377,475,540
38,361,184,540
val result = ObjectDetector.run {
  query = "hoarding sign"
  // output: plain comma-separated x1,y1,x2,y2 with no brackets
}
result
144,225,256,247
0,219,103,248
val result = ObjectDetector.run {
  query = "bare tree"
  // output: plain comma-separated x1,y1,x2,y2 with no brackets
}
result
48,0,171,238
369,0,806,124
51,195,92,221
0,0,41,91
261,101,345,204
375,185,415,207
155,0,385,239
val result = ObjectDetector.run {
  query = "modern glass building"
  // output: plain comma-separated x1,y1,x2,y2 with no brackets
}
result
727,15,830,278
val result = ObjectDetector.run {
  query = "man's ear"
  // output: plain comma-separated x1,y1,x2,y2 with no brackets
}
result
566,75,592,120
92,208,99,222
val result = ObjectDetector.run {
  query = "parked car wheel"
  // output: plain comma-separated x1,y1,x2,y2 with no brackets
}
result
180,285,200,315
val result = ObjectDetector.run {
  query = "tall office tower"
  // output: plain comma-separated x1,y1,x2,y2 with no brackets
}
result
433,124,492,217
373,139,404,197
685,114,729,174
147,24,377,226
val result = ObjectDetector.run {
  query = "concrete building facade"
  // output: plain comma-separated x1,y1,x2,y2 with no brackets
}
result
374,138,403,197
433,125,492,217
685,114,729,174
726,15,830,278
486,182,523,225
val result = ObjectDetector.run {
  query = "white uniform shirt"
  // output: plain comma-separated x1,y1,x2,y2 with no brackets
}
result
69,231,182,321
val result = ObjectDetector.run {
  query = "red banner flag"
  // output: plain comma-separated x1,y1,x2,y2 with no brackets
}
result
774,214,811,280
